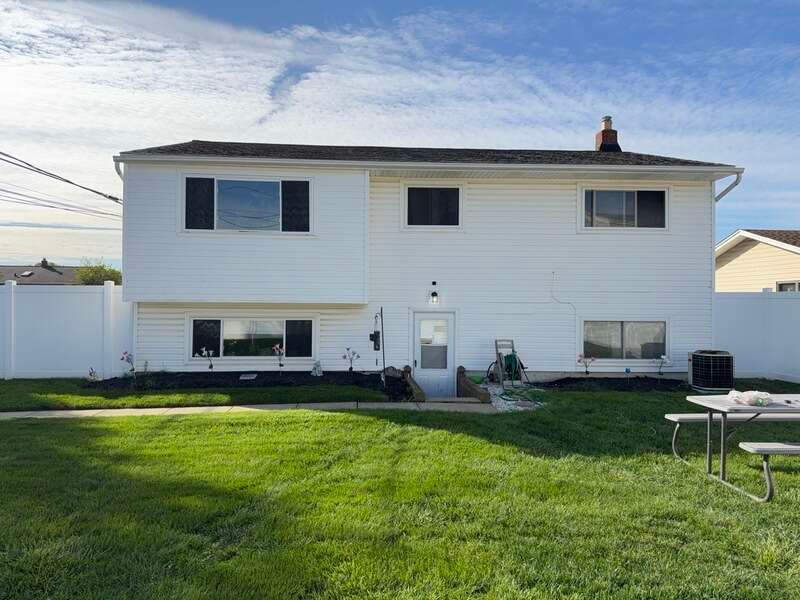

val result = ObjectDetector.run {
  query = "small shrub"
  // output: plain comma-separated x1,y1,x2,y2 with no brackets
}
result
76,259,122,285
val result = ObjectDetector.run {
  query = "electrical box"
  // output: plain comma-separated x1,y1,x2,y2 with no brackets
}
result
369,330,381,351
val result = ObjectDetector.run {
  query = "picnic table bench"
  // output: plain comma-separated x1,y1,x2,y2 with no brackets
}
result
666,395,800,502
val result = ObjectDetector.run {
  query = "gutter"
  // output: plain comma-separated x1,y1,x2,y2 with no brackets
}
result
714,172,742,202
113,153,743,180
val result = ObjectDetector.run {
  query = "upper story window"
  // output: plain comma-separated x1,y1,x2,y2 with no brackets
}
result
777,281,799,292
406,187,460,227
584,189,666,229
185,177,310,232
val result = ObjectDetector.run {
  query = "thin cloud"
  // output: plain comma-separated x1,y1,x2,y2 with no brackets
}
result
0,0,797,262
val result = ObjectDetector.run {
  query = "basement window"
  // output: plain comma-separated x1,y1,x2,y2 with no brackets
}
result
185,177,310,232
406,187,460,227
777,281,800,292
191,318,313,359
583,320,666,360
584,190,666,228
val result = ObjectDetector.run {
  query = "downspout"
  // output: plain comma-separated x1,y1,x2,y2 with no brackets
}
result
714,172,742,202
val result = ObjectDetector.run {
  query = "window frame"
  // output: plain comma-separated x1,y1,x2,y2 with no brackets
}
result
180,173,314,235
402,183,464,231
577,185,670,233
776,281,800,292
579,317,670,364
185,312,318,363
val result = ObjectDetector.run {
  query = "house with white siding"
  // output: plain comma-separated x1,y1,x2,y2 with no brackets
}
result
113,117,743,396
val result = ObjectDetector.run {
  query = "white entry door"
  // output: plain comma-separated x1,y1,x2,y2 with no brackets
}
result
413,312,455,397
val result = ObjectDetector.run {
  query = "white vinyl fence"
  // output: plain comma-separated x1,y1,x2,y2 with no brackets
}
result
714,291,800,383
1,282,798,382
0,281,132,379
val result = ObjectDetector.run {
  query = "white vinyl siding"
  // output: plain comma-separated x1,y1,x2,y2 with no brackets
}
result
122,163,367,304
134,176,713,375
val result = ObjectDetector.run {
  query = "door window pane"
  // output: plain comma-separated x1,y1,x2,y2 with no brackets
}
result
623,321,666,359
420,319,448,368
223,319,283,356
192,319,220,357
583,321,622,358
217,180,280,231
407,187,459,226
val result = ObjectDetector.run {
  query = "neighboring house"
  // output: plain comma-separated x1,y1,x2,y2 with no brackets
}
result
0,259,78,285
114,117,743,396
715,230,800,292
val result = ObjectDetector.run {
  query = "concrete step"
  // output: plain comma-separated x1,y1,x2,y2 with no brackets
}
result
424,396,482,404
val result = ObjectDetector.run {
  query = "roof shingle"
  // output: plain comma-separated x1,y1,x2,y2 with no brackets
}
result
119,140,733,168
746,229,800,249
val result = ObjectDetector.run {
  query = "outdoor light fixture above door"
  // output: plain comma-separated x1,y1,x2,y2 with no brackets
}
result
429,281,440,305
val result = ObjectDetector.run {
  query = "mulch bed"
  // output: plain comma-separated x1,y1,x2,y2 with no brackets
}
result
540,376,690,392
92,370,412,401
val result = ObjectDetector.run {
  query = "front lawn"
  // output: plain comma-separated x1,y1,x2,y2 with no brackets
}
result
0,379,386,411
2,383,800,598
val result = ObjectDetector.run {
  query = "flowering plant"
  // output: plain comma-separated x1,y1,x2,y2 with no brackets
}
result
273,343,285,374
577,353,595,375
342,347,360,372
120,351,135,377
658,354,668,376
194,347,214,370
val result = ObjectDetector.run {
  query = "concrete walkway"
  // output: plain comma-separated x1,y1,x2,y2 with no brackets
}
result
0,401,498,420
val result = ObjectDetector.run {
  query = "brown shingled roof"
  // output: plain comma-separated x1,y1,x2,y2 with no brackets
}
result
119,140,733,168
747,229,800,249
0,261,79,285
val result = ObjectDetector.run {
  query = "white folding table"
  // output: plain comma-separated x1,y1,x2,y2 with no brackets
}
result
686,394,800,483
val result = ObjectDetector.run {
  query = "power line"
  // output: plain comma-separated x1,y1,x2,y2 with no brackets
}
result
0,194,121,221
0,187,122,219
0,151,122,204
0,188,121,218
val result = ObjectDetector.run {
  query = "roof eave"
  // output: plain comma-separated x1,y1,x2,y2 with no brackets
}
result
715,229,800,258
113,153,742,180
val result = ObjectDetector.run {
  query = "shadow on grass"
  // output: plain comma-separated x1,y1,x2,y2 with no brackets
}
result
0,417,324,599
0,379,386,411
361,390,800,459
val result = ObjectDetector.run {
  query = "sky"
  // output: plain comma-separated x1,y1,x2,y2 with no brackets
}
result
1,0,799,266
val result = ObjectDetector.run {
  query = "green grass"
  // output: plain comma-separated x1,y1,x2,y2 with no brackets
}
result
2,380,800,598
0,379,386,411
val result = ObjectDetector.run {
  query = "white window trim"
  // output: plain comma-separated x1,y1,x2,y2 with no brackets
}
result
185,312,318,363
576,185,670,233
578,317,671,365
776,281,800,292
401,183,464,231
180,173,315,236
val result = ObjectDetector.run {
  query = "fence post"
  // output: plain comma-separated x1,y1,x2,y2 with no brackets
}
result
102,280,115,379
3,280,16,380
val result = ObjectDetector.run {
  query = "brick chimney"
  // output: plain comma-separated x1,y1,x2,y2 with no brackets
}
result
595,115,621,152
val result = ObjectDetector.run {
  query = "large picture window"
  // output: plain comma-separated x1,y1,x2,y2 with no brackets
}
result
406,187,460,226
190,318,313,359
583,320,666,360
185,177,310,232
584,189,665,228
